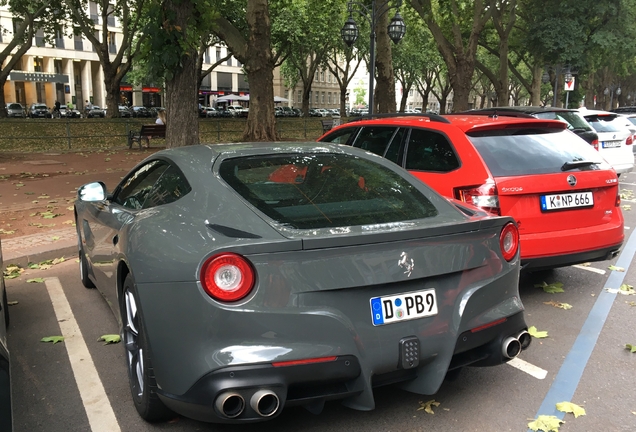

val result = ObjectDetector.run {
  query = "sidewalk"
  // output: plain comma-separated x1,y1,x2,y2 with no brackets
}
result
2,227,77,267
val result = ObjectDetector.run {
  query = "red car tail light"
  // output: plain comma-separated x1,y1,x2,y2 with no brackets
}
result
500,223,519,262
627,135,634,145
591,139,599,151
616,190,621,207
456,181,500,215
200,253,255,302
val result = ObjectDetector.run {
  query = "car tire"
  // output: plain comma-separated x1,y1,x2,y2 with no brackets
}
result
79,247,96,289
120,274,173,422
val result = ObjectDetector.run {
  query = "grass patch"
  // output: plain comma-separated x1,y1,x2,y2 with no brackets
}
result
0,117,331,152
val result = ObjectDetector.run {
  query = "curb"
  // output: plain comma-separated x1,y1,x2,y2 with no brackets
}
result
2,228,77,268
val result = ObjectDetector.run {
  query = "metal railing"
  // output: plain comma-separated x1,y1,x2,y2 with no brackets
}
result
0,117,331,153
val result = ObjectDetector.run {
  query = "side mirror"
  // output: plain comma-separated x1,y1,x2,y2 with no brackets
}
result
78,182,107,201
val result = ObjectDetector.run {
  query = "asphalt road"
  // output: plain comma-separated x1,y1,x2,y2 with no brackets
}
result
6,174,636,432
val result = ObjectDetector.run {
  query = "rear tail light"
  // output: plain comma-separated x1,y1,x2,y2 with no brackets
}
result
500,223,519,262
591,139,599,151
455,181,500,215
200,253,255,302
627,135,634,145
616,190,621,207
272,356,338,367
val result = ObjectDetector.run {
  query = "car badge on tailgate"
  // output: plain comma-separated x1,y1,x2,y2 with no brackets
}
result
398,252,415,277
567,175,577,187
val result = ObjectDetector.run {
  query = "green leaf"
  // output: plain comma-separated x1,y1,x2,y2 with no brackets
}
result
528,326,549,338
28,263,40,269
556,401,586,418
625,344,636,353
528,415,564,431
98,334,121,345
535,281,564,293
41,336,64,344
608,265,625,272
26,278,45,283
544,301,573,310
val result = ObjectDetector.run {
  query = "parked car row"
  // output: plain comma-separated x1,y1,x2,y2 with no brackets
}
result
319,108,628,271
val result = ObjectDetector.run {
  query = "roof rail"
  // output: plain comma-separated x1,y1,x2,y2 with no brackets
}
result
458,110,536,119
351,112,451,124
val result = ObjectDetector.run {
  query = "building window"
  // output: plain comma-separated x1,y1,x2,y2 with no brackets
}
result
315,92,319,104
35,28,45,47
328,92,331,105
89,1,99,23
204,48,210,64
236,59,242,67
55,28,64,48
107,4,115,27
108,32,117,53
54,59,63,74
33,57,43,72
314,71,318,82
227,57,232,66
297,90,302,104
74,32,83,51
327,73,331,83
216,48,221,61
321,92,325,104
320,71,325,82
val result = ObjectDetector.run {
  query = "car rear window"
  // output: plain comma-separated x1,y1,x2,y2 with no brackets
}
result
533,111,593,131
584,115,623,133
8,104,21,109
219,153,438,230
468,129,605,176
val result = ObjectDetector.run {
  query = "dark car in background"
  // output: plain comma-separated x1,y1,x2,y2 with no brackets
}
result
131,106,152,118
463,106,599,146
28,103,52,118
86,106,105,118
6,103,25,118
75,142,528,423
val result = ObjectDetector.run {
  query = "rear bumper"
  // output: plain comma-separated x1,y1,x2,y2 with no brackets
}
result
521,242,622,270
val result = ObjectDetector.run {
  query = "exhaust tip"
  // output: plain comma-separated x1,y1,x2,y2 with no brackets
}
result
251,389,280,417
517,330,532,351
215,392,245,419
502,336,522,359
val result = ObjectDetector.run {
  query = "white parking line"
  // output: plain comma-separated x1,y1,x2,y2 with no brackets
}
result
619,182,636,186
571,264,607,275
507,357,548,380
44,277,121,432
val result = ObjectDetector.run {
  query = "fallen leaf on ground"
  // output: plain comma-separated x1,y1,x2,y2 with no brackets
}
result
528,326,548,338
51,236,60,241
528,415,564,432
41,336,64,344
605,287,636,295
556,401,586,418
625,344,636,353
98,334,121,345
3,264,23,279
417,399,440,414
608,265,625,272
26,278,45,283
544,301,573,310
534,281,565,293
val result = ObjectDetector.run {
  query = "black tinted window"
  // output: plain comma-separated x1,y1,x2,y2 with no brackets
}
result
141,165,192,209
468,129,606,176
533,111,593,131
115,160,169,209
404,129,459,172
219,153,438,230
584,115,623,133
321,127,358,144
352,127,398,156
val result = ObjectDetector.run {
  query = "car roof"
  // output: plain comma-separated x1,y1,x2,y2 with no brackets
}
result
578,109,619,117
466,106,580,115
335,113,567,134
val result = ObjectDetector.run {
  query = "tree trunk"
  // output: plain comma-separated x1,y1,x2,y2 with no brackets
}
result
496,40,510,106
585,75,595,109
164,0,199,147
242,0,276,141
302,84,312,117
449,59,474,112
529,64,543,106
103,67,121,119
0,78,7,118
374,2,396,114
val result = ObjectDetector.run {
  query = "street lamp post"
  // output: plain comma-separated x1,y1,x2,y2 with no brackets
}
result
604,84,621,109
341,0,406,116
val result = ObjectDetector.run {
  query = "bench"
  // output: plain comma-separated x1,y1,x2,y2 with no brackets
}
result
127,124,166,149
321,117,341,133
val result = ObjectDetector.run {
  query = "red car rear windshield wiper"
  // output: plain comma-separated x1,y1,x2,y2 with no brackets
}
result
561,160,598,171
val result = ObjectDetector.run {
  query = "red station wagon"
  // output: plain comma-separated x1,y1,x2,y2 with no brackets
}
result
319,113,624,270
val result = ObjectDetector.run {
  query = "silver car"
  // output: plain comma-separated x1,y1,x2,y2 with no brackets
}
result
75,142,529,424
6,103,25,118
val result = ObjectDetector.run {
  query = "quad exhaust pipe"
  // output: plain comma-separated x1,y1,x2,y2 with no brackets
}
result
502,330,532,359
250,389,280,417
215,392,245,419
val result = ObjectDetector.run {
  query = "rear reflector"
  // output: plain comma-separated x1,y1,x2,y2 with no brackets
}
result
272,356,338,367
470,317,507,333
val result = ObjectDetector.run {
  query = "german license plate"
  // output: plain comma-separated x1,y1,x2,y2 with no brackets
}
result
540,191,594,211
602,140,621,148
370,289,437,326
